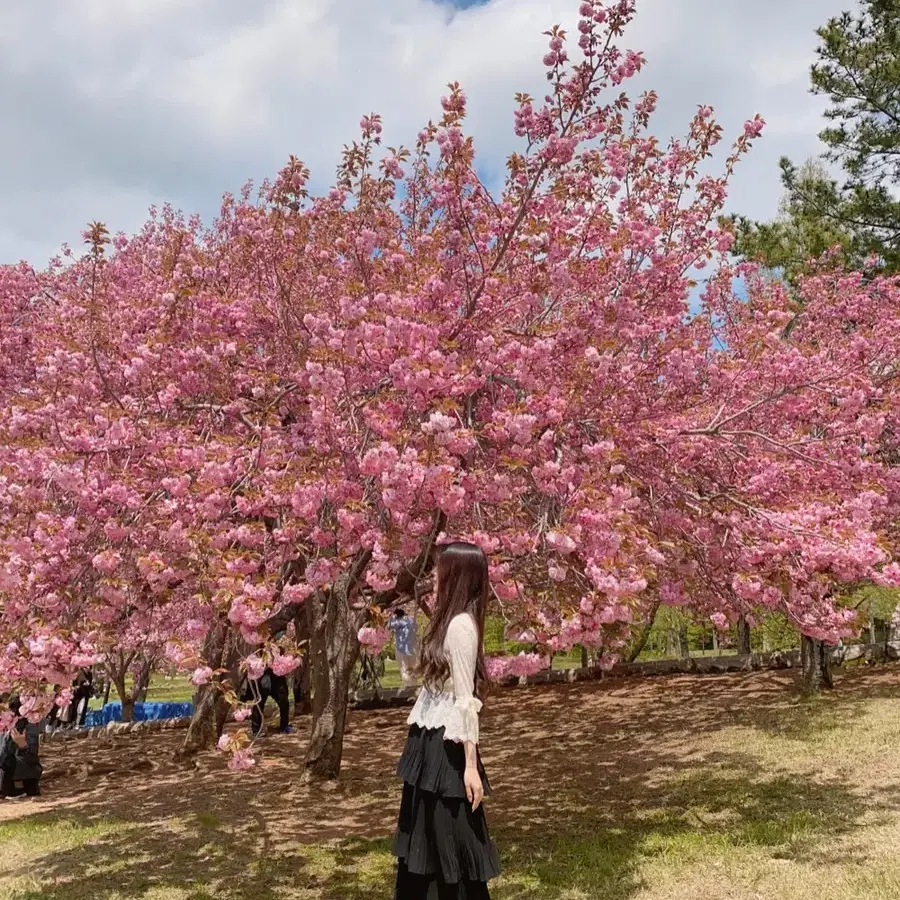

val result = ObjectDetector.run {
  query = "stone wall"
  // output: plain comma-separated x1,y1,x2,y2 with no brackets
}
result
348,640,900,704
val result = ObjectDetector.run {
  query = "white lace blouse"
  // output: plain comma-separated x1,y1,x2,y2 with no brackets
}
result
407,612,482,744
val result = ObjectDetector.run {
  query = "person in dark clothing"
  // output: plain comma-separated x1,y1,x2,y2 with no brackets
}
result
70,668,94,728
46,688,62,730
0,696,42,800
243,668,293,737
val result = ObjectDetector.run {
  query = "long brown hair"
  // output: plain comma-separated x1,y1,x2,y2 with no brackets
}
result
420,542,488,697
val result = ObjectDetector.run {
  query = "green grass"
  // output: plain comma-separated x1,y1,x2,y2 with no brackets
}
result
94,650,585,708
103,637,585,703
87,675,196,710
144,677,195,704
7,668,900,899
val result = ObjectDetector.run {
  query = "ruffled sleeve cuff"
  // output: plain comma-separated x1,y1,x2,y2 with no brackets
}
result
442,695,482,744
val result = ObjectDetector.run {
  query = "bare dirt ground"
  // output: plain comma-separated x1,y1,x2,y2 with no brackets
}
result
1,669,825,833
3,667,900,899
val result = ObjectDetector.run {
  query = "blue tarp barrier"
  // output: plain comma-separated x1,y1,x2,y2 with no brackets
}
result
83,701,194,728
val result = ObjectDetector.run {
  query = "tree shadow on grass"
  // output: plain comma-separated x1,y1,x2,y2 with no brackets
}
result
752,666,900,743
6,751,896,900
7,666,900,899
3,808,391,900
488,752,900,899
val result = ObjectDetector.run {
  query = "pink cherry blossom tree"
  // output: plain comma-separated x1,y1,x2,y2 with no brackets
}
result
2,0,900,778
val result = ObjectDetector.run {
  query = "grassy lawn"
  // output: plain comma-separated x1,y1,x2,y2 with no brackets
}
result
8,667,900,899
102,648,587,705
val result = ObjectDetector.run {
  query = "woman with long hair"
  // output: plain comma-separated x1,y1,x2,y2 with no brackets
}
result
393,541,501,899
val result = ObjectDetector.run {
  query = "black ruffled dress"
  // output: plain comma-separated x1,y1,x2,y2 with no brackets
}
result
392,614,501,899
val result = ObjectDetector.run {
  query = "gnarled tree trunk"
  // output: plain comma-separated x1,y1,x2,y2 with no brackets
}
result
801,635,834,694
301,534,437,781
179,617,242,756
303,573,365,782
736,616,752,656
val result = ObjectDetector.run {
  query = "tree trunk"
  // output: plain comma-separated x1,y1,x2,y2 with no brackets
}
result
678,624,690,659
801,635,834,694
133,656,155,704
294,661,312,717
627,602,660,663
737,616,752,656
293,609,312,717
179,618,241,756
109,669,135,723
580,645,589,668
120,696,135,723
304,565,368,782
889,604,900,644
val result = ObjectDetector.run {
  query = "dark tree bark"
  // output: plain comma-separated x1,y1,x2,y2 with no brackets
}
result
303,552,372,782
678,624,690,659
736,616,752,656
106,652,137,722
293,611,312,717
801,635,834,693
301,515,443,779
179,617,242,756
372,513,445,609
627,602,660,663
120,695,136,724
294,657,312,717
132,655,155,704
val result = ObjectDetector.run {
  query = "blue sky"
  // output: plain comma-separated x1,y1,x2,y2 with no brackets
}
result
0,0,848,266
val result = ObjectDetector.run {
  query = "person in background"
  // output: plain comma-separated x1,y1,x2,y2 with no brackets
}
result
244,667,293,737
0,696,42,800
69,668,94,728
267,667,293,735
46,687,63,730
243,639,294,738
388,608,418,688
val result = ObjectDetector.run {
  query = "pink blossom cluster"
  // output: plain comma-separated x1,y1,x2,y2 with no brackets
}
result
485,653,550,681
357,627,391,656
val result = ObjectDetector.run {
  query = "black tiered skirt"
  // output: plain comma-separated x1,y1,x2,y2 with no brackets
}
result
393,724,501,899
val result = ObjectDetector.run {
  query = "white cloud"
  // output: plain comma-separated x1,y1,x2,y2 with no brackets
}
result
0,0,847,265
